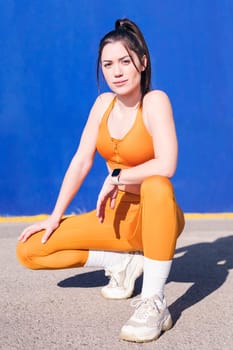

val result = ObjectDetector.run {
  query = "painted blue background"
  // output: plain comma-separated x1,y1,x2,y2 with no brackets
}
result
0,0,232,215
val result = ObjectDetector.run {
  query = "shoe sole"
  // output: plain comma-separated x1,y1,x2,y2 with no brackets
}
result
120,314,173,343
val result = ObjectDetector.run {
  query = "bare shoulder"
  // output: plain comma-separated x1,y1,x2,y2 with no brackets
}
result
143,90,172,112
89,92,115,122
142,90,174,133
94,92,115,109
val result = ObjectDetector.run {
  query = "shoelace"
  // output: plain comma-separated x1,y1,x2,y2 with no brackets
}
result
104,254,140,289
104,257,131,288
130,298,161,320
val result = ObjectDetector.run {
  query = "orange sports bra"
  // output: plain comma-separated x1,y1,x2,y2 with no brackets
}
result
96,97,155,170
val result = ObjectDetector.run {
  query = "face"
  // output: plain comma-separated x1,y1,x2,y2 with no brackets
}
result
101,41,145,97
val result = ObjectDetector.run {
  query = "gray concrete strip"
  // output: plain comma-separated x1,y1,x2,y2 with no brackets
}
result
0,219,233,350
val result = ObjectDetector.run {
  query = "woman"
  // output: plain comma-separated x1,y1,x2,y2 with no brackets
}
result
17,18,185,343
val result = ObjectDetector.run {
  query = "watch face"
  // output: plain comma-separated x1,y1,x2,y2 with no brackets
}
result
112,168,121,177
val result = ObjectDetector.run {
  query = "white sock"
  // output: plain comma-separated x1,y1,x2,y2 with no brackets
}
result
141,257,172,300
84,250,128,268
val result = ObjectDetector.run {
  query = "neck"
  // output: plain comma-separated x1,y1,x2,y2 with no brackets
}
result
115,90,142,110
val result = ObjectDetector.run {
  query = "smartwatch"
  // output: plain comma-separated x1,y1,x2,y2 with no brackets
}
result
111,168,122,185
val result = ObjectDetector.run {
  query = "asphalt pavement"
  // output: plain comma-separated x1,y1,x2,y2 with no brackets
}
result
0,218,232,350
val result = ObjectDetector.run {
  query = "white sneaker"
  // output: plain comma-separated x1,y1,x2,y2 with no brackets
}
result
101,253,144,300
120,295,173,342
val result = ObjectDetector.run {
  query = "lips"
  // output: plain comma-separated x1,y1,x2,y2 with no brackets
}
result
113,80,128,86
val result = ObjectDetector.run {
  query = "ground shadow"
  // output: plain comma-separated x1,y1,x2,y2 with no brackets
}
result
58,235,233,323
58,269,108,288
58,266,143,296
168,235,233,324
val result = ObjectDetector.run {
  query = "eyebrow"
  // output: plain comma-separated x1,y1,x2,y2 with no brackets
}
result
102,55,130,63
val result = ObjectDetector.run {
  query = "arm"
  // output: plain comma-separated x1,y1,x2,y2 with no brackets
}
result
19,94,109,242
119,90,178,184
52,93,116,221
51,113,98,222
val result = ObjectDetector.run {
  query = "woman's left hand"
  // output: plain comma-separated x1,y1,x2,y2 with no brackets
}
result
96,175,118,223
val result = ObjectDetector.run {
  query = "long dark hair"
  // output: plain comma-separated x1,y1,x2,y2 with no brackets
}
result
97,18,151,98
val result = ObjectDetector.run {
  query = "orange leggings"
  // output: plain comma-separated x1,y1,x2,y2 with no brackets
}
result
16,176,185,270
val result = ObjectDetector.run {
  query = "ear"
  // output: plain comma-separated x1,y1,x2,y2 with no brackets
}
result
141,55,147,71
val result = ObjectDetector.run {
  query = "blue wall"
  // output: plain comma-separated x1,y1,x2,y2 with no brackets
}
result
1,0,233,215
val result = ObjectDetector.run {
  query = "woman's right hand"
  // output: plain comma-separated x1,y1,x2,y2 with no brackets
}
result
18,216,60,243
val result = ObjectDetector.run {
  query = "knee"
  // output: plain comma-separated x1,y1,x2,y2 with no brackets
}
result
140,175,174,200
16,241,39,270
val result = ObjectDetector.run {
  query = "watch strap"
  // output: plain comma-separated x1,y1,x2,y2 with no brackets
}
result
111,168,123,185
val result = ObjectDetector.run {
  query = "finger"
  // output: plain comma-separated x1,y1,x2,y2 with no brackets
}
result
96,195,105,217
96,199,105,223
96,204,104,222
100,201,107,222
41,228,53,244
96,199,101,218
20,230,36,243
19,224,42,242
18,225,35,240
109,197,116,209
18,231,26,241
109,188,118,209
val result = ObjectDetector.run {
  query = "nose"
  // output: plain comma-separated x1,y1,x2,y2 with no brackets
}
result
113,63,123,77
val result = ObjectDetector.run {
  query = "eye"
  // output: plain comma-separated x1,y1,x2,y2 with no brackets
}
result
103,62,112,68
121,59,131,65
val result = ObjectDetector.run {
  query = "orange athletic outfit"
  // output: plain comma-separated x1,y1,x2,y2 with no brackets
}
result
16,97,185,270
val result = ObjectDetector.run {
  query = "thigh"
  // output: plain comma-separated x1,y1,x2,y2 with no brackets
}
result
24,191,142,254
